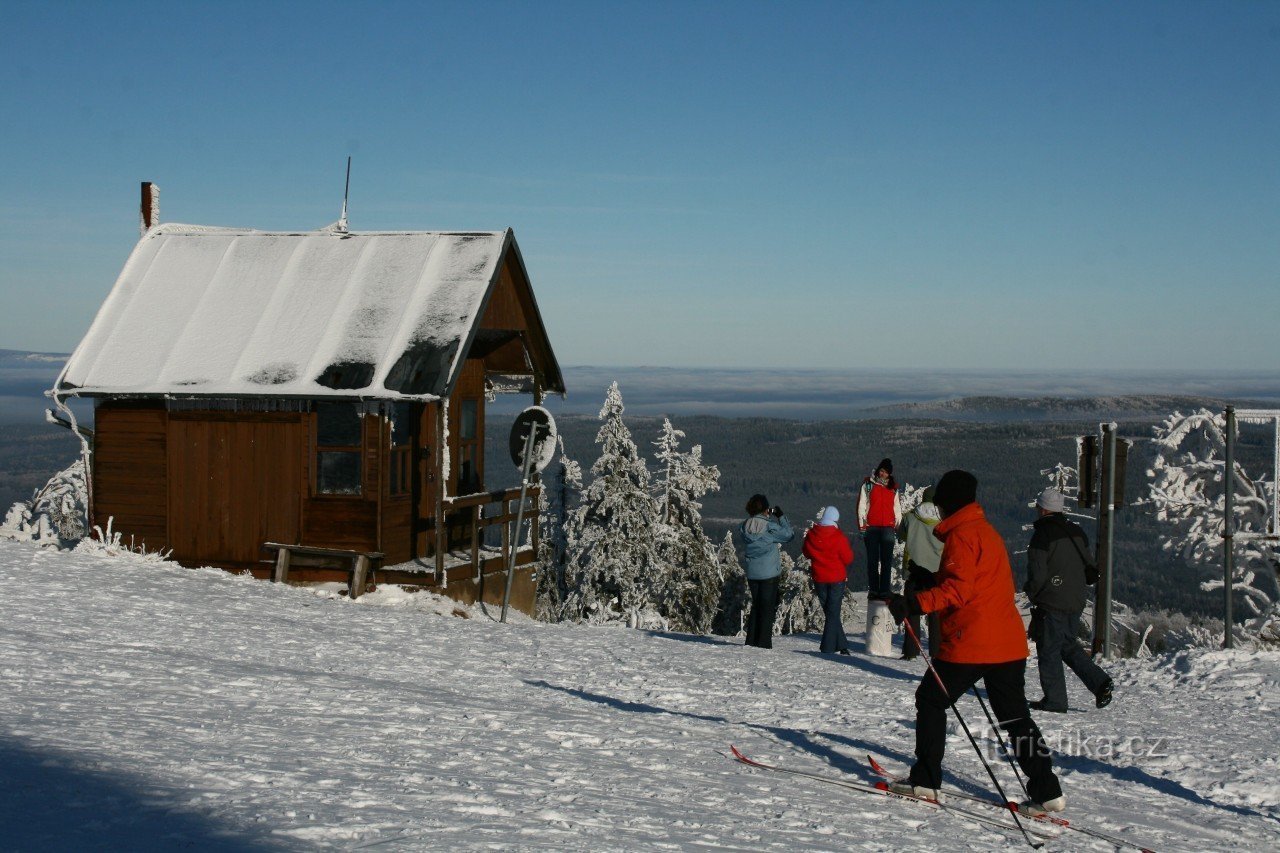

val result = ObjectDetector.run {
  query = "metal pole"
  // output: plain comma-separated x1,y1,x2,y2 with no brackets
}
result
1224,406,1235,649
1101,423,1117,659
501,423,539,623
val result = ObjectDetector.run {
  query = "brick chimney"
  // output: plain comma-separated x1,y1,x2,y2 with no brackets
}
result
140,182,159,235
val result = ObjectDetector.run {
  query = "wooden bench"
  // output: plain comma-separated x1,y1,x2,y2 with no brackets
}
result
262,543,385,600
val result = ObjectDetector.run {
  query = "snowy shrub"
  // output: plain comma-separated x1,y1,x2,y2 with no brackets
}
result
1144,409,1280,643
1,460,88,548
74,518,171,563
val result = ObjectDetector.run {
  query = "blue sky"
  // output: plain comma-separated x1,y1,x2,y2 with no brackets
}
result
1,1,1276,372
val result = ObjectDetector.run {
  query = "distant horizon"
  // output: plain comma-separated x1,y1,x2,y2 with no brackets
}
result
5,348,1280,381
4,349,1278,425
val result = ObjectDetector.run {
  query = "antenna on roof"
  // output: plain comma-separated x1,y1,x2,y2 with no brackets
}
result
336,157,351,233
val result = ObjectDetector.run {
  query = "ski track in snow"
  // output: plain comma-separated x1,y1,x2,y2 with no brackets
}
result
0,539,1277,851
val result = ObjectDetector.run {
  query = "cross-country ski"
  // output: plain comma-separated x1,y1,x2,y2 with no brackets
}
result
730,744,1057,845
865,754,1158,852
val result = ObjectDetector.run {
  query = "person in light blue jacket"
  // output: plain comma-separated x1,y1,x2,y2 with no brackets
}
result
738,493,795,648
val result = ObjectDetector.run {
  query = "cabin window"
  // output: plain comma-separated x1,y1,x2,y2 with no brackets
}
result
315,402,363,495
460,399,477,440
455,398,481,494
389,401,414,497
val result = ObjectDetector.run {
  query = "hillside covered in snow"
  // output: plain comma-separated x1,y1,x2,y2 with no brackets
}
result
1,538,1277,851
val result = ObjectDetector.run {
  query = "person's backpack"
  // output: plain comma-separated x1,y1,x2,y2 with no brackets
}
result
1057,517,1099,585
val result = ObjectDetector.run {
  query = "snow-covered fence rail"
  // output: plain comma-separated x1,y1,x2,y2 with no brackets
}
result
442,485,541,584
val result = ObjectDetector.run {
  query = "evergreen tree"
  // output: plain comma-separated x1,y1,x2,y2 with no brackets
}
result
562,383,664,628
712,530,748,636
774,550,822,635
535,437,582,622
651,418,722,633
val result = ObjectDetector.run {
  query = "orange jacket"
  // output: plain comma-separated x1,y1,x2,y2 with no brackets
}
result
914,502,1028,665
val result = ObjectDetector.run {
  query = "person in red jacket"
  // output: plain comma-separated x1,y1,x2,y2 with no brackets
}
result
856,458,903,599
887,470,1065,817
803,506,853,655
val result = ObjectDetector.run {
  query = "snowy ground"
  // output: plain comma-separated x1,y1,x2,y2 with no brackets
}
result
1,539,1277,851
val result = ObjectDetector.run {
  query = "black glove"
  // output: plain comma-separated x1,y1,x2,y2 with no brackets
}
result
886,593,920,625
1027,606,1044,642
908,564,938,591
771,506,784,518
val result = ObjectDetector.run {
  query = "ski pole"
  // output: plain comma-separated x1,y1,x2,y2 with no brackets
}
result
971,686,1032,801
899,618,1043,849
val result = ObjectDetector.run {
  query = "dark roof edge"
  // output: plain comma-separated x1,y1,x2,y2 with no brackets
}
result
500,229,566,395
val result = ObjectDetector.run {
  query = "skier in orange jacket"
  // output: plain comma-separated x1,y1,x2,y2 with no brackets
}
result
887,469,1065,816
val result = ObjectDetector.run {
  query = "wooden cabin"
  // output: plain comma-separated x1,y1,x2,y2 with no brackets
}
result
53,196,564,613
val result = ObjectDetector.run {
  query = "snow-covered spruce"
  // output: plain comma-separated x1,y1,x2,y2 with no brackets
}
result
651,418,723,634
560,383,666,628
712,530,749,636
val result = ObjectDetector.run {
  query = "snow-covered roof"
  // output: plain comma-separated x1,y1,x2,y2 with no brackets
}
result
57,223,552,400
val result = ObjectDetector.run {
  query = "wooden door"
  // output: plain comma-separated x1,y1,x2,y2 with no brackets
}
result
167,415,303,565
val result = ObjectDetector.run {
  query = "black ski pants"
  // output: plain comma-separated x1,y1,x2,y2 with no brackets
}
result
746,577,779,649
909,658,1063,805
1034,608,1111,710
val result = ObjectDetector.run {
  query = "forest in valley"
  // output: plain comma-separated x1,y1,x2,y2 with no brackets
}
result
493,404,1275,622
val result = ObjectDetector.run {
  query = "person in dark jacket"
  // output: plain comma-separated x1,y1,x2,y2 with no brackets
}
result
738,494,794,649
802,506,853,655
887,470,1065,816
1025,488,1114,712
856,458,902,599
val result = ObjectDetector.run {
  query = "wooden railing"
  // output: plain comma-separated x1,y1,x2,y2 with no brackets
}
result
438,484,541,582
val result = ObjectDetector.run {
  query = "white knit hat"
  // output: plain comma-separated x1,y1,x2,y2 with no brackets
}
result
819,506,840,526
1036,488,1065,513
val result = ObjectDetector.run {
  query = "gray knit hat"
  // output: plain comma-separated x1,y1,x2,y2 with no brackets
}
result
1036,488,1065,513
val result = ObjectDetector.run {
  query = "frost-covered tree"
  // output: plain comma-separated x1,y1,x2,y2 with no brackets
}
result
774,551,822,635
651,418,722,633
885,482,924,593
712,530,749,636
535,437,582,622
561,383,664,628
1145,409,1280,641
2,460,88,547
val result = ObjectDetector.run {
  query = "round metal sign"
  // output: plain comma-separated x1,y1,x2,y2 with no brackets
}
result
509,406,558,473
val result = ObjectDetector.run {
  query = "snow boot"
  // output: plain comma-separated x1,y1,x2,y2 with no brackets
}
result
1029,698,1067,713
1095,679,1114,709
1019,795,1065,817
889,781,942,802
